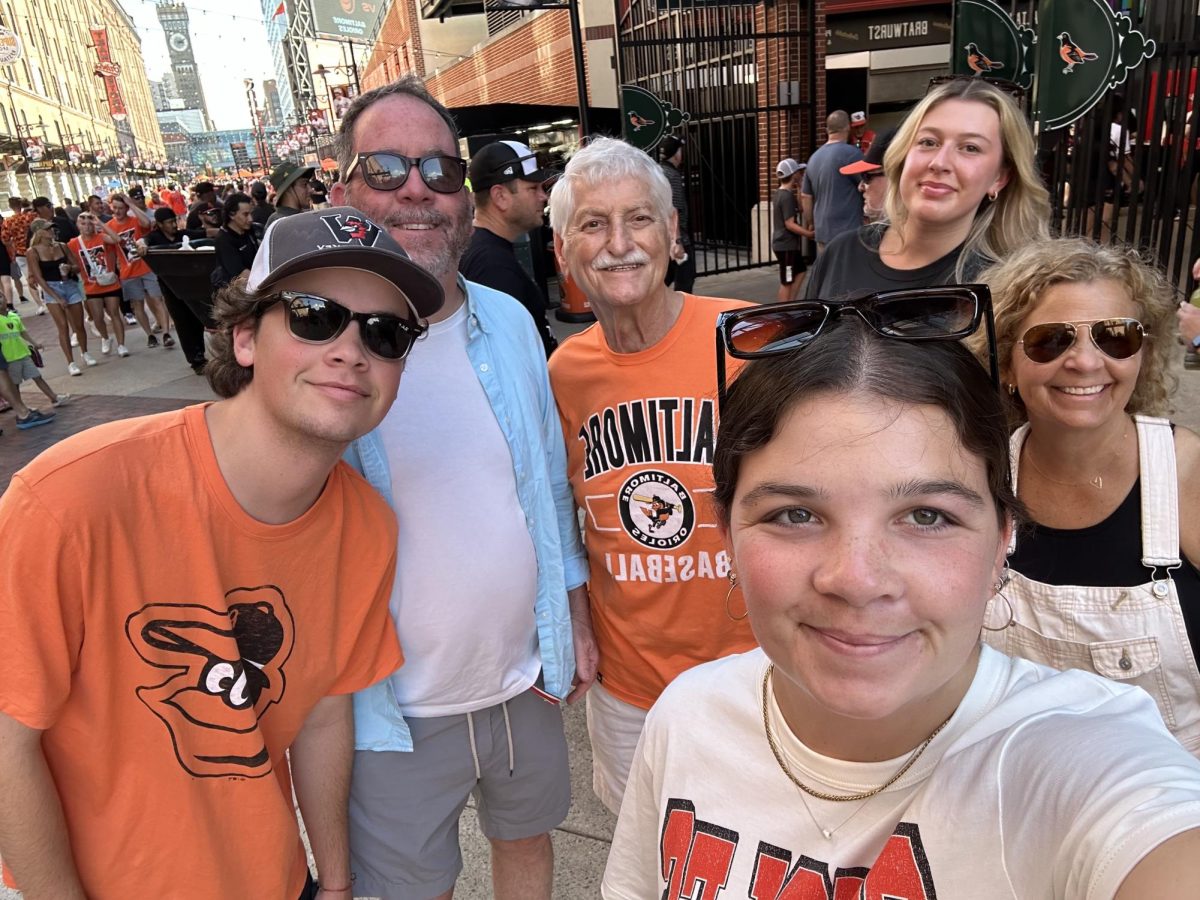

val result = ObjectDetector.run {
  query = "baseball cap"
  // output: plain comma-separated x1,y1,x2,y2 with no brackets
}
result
246,206,444,319
776,158,805,179
270,162,316,196
851,111,868,126
659,135,685,159
193,181,215,195
469,141,555,191
128,185,145,201
153,206,177,225
840,127,898,175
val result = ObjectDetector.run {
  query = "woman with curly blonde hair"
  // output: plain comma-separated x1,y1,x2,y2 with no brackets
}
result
803,77,1051,299
975,237,1200,754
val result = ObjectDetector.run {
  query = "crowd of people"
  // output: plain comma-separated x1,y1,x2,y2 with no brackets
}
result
1,72,1199,900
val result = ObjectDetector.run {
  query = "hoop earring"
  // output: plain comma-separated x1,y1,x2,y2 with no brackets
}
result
725,572,748,622
1005,383,1017,397
982,567,1015,631
987,189,999,202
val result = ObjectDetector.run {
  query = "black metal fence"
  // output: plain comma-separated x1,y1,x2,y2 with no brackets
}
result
615,0,817,274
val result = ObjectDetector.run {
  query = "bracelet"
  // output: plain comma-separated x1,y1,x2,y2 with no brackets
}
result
317,876,355,893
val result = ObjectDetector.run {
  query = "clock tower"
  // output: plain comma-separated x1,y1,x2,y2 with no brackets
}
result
155,0,213,130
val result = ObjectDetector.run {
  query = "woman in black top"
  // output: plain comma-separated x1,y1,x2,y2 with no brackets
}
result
975,237,1200,755
804,78,1051,301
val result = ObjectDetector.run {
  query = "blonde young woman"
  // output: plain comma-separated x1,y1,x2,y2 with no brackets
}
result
803,78,1051,300
976,237,1200,754
26,220,95,376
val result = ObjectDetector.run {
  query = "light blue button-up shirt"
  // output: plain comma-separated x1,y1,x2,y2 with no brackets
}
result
345,277,589,751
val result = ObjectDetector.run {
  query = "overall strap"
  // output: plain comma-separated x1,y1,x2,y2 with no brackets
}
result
1135,414,1181,569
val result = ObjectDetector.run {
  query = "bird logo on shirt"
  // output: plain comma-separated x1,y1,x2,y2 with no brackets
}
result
1058,32,1099,74
964,43,1004,75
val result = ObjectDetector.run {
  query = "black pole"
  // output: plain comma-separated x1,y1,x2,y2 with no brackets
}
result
567,0,590,137
347,40,361,94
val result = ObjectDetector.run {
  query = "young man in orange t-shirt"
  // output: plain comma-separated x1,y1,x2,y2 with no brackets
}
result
548,138,758,815
0,207,444,899
102,190,175,349
69,212,129,356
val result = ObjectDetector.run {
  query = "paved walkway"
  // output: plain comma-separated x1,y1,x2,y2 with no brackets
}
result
1,264,1196,897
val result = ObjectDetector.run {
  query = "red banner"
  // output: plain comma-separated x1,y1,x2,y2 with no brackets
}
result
89,27,128,122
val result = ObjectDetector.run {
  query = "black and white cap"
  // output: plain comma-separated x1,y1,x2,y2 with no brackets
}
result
468,140,556,191
246,206,444,318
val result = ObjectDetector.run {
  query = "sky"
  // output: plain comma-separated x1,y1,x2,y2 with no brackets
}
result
123,0,279,132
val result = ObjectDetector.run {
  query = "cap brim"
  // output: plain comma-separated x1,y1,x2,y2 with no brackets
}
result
840,160,882,175
276,167,316,196
251,248,444,319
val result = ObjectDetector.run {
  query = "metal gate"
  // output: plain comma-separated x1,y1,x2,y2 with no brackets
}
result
615,0,818,275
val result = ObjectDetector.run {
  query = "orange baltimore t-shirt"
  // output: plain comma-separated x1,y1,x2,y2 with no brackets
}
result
107,214,151,279
69,233,120,296
0,404,403,898
549,293,757,709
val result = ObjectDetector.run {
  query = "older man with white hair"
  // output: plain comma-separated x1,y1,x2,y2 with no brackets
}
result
548,137,758,814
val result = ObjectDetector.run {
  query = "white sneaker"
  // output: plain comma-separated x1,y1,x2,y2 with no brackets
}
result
82,352,97,367
101,337,112,355
53,393,72,406
117,344,130,357
67,362,82,376
88,319,101,337
70,332,78,347
124,313,137,326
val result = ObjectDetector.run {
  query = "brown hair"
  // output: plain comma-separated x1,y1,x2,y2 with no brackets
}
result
334,76,459,176
205,274,277,398
713,320,1020,527
974,237,1178,420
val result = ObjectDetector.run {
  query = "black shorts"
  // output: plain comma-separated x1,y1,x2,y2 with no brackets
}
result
87,289,123,303
775,249,805,285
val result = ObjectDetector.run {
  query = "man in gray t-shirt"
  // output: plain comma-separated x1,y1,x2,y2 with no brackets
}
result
801,110,864,251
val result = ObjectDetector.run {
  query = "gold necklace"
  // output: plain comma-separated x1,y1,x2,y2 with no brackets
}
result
1022,428,1129,491
760,664,951,805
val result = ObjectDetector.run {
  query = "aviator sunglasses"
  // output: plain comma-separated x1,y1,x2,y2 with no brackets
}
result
262,291,427,360
343,151,468,194
1018,318,1145,364
715,285,998,403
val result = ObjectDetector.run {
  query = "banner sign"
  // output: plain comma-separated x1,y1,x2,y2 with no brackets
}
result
306,108,330,135
0,26,22,65
828,8,952,55
67,144,82,165
89,27,129,122
311,0,387,40
329,83,357,121
1033,0,1155,130
620,85,689,154
951,0,1035,89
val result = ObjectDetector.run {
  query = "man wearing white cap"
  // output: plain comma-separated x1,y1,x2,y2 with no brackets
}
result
460,140,558,356
849,110,876,154
0,207,443,900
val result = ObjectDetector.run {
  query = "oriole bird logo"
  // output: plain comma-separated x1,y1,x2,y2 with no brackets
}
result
628,112,655,131
1058,32,1098,74
964,43,1003,75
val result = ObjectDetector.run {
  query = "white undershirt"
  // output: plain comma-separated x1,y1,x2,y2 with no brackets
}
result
380,302,540,717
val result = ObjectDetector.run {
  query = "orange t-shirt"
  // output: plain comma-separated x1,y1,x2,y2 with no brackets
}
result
0,404,403,898
69,233,120,296
1,210,35,255
548,293,757,709
107,214,151,278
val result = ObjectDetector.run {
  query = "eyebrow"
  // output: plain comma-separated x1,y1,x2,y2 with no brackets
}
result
889,478,986,508
917,128,994,143
738,482,829,506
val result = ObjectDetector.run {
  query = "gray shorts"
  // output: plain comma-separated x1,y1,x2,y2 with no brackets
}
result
121,272,161,302
349,684,571,899
8,356,40,382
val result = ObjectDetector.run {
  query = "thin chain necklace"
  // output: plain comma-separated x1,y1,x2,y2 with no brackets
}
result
1022,427,1129,491
761,665,951,808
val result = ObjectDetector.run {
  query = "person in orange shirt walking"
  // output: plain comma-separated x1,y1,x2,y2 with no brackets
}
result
68,212,129,357
1,197,44,314
548,137,758,814
0,207,443,900
102,190,174,349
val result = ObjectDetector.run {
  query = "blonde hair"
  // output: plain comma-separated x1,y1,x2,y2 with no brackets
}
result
883,79,1051,280
973,238,1178,420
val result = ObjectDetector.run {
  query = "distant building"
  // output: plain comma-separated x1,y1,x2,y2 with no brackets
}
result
263,79,284,127
149,71,179,111
260,0,297,122
156,109,207,135
155,0,213,130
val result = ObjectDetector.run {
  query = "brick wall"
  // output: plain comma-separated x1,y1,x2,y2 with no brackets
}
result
362,0,424,91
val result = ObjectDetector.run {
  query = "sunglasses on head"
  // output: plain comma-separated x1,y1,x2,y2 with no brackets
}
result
715,285,998,403
927,74,1025,100
343,151,468,194
263,291,426,360
1018,318,1145,364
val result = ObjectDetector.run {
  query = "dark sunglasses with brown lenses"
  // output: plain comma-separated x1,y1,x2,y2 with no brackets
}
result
715,285,999,403
343,151,468,194
1018,318,1146,364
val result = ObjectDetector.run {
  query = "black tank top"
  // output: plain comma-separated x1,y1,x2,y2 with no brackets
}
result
1010,478,1200,660
37,252,66,282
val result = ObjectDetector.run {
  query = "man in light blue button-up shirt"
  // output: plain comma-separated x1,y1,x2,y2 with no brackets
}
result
331,76,593,900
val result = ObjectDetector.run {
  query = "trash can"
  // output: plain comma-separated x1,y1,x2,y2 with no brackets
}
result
555,271,595,324
144,246,218,330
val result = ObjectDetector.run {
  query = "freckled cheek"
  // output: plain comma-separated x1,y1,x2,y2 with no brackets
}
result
736,538,813,615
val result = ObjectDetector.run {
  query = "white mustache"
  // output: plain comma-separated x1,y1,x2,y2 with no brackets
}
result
592,251,651,270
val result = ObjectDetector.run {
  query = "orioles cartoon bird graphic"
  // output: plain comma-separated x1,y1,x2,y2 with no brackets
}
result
1059,32,1098,74
340,217,369,240
964,43,1004,75
628,112,655,131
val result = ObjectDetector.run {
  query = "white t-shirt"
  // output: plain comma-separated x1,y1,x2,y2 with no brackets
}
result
380,302,540,717
603,646,1200,899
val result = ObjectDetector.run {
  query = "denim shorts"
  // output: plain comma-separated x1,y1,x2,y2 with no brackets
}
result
45,279,84,305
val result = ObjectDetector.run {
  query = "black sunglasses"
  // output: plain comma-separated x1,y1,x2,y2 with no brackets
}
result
1019,317,1146,364
927,73,1025,100
264,291,426,360
343,151,467,194
859,171,885,184
715,285,999,403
